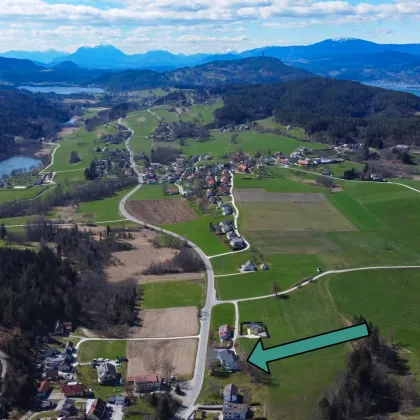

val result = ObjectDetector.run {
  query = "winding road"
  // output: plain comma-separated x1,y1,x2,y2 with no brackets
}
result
115,113,420,419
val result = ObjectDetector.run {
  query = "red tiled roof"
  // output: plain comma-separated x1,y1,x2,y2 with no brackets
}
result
126,374,161,384
38,380,51,393
61,383,85,395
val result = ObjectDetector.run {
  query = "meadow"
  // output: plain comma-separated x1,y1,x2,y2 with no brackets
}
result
162,215,232,256
210,303,235,331
50,124,122,172
140,279,205,309
179,100,223,124
124,111,157,154
78,340,127,363
128,184,179,201
257,117,308,140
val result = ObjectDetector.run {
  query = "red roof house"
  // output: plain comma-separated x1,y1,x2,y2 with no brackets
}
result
62,383,85,397
37,380,51,398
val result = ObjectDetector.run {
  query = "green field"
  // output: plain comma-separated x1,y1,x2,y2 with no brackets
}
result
162,215,231,256
141,279,205,309
124,111,157,154
78,340,127,363
257,117,308,140
179,100,223,124
0,185,52,205
76,187,133,222
128,184,179,201
50,123,123,172
210,303,235,331
216,254,321,300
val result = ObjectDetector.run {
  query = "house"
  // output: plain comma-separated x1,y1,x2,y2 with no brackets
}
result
37,380,51,399
223,384,238,402
39,400,55,411
290,151,301,159
260,263,269,270
86,398,107,420
64,341,74,355
219,221,234,233
219,186,231,196
240,260,256,272
150,163,161,171
61,383,85,397
33,179,43,186
217,349,240,371
236,163,247,173
246,323,267,337
218,324,232,341
59,361,73,373
126,374,162,393
221,204,234,216
297,159,310,166
97,362,117,383
222,403,248,419
371,173,385,182
115,395,129,406
227,231,238,240
206,189,216,198
230,237,245,249
45,354,70,369
183,189,194,197
321,170,332,176
39,348,59,360
56,399,77,417
44,369,60,380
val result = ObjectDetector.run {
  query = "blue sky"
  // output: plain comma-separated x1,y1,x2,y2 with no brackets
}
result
1,0,419,53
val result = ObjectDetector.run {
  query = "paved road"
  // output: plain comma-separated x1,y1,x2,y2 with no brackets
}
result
40,143,60,174
118,115,217,419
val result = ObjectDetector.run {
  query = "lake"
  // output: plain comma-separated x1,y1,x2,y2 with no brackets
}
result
363,83,420,97
0,156,43,178
18,86,105,95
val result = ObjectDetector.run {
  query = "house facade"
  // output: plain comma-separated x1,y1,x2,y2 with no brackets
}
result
126,374,162,393
222,403,248,419
97,362,117,383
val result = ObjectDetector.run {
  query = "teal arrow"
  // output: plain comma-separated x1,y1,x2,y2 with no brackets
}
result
247,323,369,374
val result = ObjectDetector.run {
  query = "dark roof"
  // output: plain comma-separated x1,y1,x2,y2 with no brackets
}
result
62,383,85,395
87,398,107,418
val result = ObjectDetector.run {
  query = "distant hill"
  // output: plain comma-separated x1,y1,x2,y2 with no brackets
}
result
0,57,41,72
51,61,80,70
289,51,420,84
92,57,312,90
0,49,67,64
213,78,420,147
169,57,312,87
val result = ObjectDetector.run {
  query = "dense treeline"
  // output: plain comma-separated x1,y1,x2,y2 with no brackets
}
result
213,79,420,147
0,176,136,218
0,89,70,159
318,318,419,419
85,102,140,132
151,146,182,165
0,247,81,408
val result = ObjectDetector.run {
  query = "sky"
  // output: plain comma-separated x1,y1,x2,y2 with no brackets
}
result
1,0,420,54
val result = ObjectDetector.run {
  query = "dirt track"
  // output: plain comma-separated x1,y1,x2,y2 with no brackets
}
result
130,307,199,338
234,188,327,203
127,338,198,379
125,199,197,225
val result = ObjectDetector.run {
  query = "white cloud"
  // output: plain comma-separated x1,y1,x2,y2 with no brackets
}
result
376,27,393,35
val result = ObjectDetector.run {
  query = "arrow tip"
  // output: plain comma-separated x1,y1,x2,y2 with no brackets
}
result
247,338,270,374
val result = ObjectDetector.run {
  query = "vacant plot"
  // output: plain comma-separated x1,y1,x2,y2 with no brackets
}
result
130,307,199,338
78,340,127,363
236,189,356,232
211,303,235,331
245,231,342,255
126,199,197,225
234,189,326,203
141,280,205,309
106,230,177,283
127,338,197,379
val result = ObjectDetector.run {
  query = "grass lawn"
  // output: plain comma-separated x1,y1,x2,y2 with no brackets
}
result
78,340,127,363
237,284,346,419
211,303,235,331
179,100,223,124
53,169,86,183
162,215,231,256
77,365,126,400
0,185,52,205
124,111,157,154
216,254,321,300
128,184,179,201
50,123,122,172
257,116,308,140
141,279,205,309
180,130,326,158
76,187,133,222
326,268,420,374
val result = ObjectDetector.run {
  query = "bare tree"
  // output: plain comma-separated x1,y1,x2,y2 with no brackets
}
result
272,281,279,297
162,357,176,379
147,345,161,373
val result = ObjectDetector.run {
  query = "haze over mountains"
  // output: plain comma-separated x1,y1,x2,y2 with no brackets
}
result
1,38,420,86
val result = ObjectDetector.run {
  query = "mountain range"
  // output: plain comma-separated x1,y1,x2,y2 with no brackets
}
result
1,38,419,85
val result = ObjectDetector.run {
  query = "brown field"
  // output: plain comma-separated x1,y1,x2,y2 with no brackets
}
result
129,307,199,338
58,127,79,137
237,189,356,233
105,230,178,283
234,188,326,203
125,199,197,225
127,338,198,379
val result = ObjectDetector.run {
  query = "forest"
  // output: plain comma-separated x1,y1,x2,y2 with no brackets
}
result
0,222,139,413
0,89,70,160
213,79,420,147
0,176,136,219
